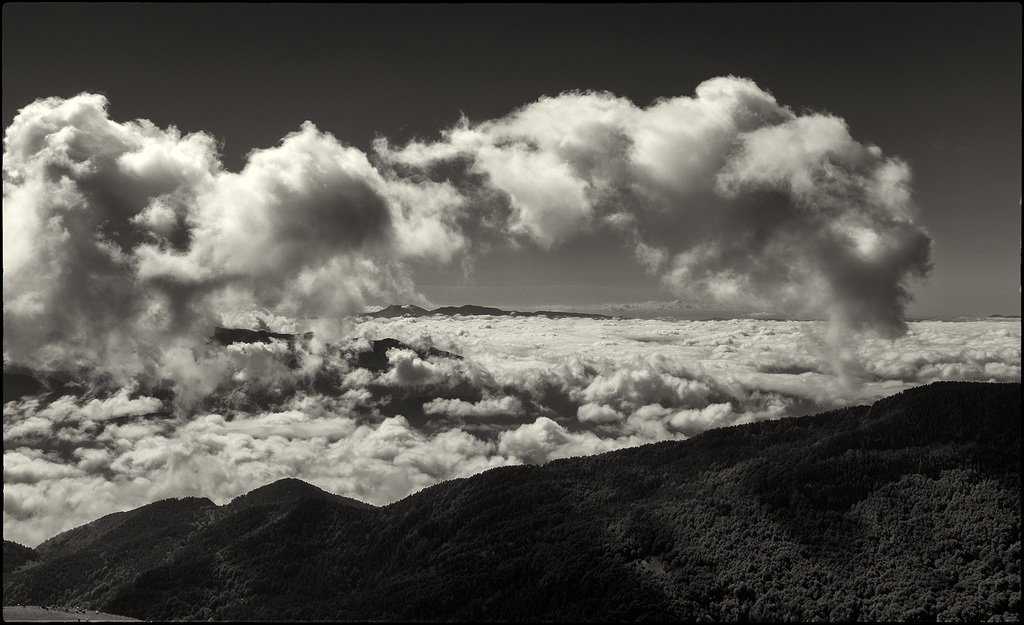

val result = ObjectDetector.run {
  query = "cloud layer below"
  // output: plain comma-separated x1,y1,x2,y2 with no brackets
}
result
4,315,1020,547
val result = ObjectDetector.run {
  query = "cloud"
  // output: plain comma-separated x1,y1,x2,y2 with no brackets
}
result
2,95,456,386
579,357,718,414
665,402,737,437
577,402,624,424
424,396,525,419
4,95,219,377
380,348,451,386
381,76,932,340
4,449,84,484
3,316,1020,546
709,114,932,338
497,417,621,464
354,315,1021,423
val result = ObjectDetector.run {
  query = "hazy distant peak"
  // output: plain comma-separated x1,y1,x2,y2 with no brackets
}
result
363,304,612,320
369,304,432,318
429,304,510,317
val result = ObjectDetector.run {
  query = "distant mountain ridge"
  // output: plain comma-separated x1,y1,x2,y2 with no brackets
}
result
4,381,1019,622
212,327,314,345
365,303,614,320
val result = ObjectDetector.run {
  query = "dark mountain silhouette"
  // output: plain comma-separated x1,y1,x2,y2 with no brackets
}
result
212,327,314,346
364,303,614,320
3,368,91,405
2,372,43,403
428,304,510,317
355,338,462,373
2,541,39,578
4,381,1020,622
209,328,462,377
227,477,373,512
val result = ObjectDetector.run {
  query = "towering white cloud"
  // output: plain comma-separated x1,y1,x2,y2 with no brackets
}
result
2,94,460,383
380,76,932,339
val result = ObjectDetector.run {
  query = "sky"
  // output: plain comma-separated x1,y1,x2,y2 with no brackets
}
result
2,4,1022,547
3,3,1020,319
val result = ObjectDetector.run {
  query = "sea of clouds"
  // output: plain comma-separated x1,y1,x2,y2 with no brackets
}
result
4,313,1019,547
4,75,1011,547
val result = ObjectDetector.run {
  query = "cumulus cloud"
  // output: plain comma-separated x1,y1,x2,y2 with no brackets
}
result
424,396,524,419
497,417,621,465
380,76,932,340
2,95,453,386
577,402,624,424
381,348,451,386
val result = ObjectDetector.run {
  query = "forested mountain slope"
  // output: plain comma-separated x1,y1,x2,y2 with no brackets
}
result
4,381,1019,621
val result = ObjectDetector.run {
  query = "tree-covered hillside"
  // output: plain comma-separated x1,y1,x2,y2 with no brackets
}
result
2,541,39,578
4,381,1019,621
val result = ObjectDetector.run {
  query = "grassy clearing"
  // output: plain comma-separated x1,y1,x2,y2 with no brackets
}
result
2,606,140,622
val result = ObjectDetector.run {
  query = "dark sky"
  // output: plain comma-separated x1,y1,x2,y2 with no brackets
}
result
3,3,1021,317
